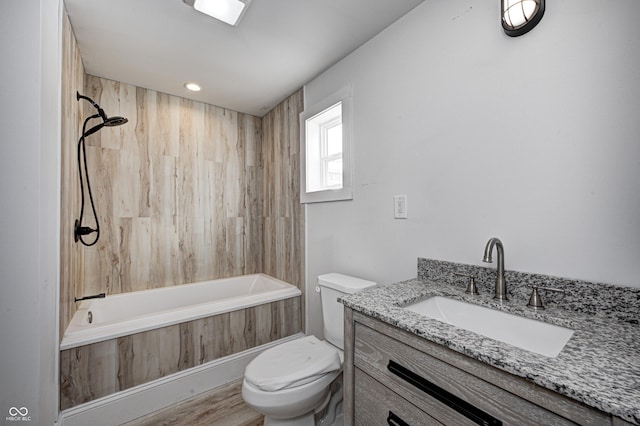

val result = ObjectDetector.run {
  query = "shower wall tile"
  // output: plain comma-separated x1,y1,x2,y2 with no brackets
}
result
68,74,265,296
60,14,305,393
60,10,85,336
120,217,153,291
59,297,301,410
261,89,305,326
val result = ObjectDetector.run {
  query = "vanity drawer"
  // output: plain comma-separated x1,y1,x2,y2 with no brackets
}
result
354,322,576,426
355,367,442,426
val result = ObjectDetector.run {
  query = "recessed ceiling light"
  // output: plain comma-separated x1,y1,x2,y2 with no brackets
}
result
184,82,202,92
183,0,252,26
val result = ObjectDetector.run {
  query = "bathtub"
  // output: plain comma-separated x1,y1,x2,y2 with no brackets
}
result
61,273,301,350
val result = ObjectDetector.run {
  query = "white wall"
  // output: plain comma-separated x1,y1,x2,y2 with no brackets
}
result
305,0,640,336
0,1,61,424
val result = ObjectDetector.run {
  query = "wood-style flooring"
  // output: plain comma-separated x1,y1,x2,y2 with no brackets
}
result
124,380,264,426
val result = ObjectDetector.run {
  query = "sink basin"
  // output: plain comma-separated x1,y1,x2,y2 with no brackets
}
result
403,296,574,357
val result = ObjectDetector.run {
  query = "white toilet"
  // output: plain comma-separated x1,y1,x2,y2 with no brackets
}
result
242,273,376,426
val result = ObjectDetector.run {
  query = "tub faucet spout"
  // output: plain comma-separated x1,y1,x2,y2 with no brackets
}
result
483,237,507,301
74,293,106,303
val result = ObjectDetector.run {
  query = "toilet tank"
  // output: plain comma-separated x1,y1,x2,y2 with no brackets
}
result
318,273,376,349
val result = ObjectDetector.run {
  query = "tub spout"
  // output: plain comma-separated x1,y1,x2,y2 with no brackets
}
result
74,293,106,303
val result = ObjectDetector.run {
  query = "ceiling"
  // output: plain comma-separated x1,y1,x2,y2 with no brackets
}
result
64,0,424,117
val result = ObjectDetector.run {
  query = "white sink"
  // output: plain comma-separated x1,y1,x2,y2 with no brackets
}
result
403,296,574,357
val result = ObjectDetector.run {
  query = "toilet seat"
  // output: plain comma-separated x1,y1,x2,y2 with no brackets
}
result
245,336,341,391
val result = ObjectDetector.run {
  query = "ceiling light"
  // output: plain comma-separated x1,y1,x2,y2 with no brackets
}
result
184,82,202,92
501,0,545,37
183,0,252,26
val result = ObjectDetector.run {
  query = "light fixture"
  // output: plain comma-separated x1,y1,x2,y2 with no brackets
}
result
184,82,202,92
501,0,545,37
182,0,252,26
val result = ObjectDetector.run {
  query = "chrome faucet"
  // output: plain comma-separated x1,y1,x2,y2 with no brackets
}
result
483,237,507,301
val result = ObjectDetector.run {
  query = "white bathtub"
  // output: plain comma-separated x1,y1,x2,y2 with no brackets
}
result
61,273,301,350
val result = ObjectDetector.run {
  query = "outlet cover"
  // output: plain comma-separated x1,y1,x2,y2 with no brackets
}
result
394,195,407,219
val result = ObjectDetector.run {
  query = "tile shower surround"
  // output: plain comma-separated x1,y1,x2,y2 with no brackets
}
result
60,11,304,412
341,258,640,424
60,10,304,336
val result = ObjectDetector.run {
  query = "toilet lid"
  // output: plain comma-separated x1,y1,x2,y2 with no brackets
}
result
244,336,341,391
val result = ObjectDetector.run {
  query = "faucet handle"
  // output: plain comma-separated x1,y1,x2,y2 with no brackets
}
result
454,273,479,295
526,285,565,310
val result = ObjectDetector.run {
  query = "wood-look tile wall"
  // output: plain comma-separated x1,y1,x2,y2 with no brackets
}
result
60,9,85,336
61,12,304,313
76,74,263,296
60,297,301,410
61,72,304,332
60,76,266,329
261,89,305,326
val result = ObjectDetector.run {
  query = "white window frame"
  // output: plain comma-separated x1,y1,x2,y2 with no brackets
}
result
319,113,342,190
300,86,353,203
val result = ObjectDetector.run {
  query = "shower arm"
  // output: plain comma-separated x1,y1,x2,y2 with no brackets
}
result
77,91,107,121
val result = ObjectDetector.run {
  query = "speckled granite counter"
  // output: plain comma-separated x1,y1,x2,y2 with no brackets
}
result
340,258,640,424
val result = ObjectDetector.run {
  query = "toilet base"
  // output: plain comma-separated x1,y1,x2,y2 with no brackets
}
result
316,375,343,426
264,387,331,426
264,412,315,426
260,376,344,426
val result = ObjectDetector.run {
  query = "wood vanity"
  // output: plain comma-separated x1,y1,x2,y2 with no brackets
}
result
343,308,635,426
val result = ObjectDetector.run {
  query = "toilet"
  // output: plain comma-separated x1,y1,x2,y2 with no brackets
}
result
242,273,376,426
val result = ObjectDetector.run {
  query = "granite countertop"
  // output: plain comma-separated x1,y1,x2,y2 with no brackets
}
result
340,260,640,424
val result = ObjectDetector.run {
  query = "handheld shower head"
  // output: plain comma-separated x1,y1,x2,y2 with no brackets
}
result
82,115,128,138
76,90,129,138
77,92,128,131
104,116,128,127
75,93,129,246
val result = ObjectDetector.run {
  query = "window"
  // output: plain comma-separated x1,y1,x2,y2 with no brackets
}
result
306,102,342,192
300,86,353,203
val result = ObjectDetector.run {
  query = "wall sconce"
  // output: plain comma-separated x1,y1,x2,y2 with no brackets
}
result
502,0,545,37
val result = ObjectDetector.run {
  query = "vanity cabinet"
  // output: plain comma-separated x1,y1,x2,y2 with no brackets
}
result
344,308,633,426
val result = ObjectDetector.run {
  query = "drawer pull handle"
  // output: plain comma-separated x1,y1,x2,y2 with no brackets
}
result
387,360,502,426
387,411,410,426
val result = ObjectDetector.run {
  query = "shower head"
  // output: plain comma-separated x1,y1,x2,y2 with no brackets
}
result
104,116,128,127
77,92,128,136
77,92,129,138
83,116,128,138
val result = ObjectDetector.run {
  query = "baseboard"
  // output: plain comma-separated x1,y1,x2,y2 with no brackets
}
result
58,333,303,426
